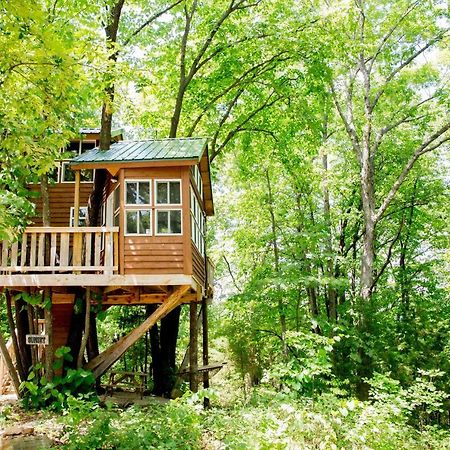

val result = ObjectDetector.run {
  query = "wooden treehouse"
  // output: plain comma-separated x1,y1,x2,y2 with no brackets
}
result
0,129,216,394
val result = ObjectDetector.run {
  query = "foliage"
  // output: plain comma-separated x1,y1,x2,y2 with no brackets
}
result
20,347,96,411
55,383,450,450
60,396,202,449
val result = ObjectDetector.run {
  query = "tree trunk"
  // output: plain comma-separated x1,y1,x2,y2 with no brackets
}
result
41,174,54,379
0,331,21,397
265,169,287,355
5,291,25,381
77,288,91,368
15,297,31,375
322,153,338,322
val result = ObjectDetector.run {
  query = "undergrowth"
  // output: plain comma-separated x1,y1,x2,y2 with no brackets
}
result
56,375,450,450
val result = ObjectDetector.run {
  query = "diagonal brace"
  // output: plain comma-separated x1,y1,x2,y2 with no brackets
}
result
85,285,190,379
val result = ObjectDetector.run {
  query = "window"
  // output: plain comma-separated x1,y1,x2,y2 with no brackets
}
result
126,180,151,205
156,209,182,235
125,180,152,235
70,206,88,227
190,188,205,254
155,180,181,204
126,210,151,235
61,163,93,183
193,165,203,199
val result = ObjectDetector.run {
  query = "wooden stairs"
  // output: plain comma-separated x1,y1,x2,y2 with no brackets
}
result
85,285,190,379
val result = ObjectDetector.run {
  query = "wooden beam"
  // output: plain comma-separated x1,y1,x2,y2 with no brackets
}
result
72,159,199,171
52,293,76,304
99,292,197,305
85,285,190,379
0,274,197,288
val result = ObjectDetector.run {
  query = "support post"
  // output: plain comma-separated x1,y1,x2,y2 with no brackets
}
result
73,170,82,270
189,301,198,392
74,170,80,226
202,297,210,407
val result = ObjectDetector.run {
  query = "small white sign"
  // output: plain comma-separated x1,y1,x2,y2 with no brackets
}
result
26,335,49,345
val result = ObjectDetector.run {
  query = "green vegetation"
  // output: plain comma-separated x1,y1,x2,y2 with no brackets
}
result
0,0,449,448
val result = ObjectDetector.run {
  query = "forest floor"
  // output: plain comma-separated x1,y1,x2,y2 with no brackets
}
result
2,386,450,449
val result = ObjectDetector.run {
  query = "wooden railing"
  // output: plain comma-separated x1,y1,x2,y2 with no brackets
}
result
0,227,119,275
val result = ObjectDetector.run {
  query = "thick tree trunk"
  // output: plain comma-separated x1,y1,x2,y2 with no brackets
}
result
15,297,31,374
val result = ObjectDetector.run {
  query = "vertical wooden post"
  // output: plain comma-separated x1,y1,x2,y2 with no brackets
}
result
119,169,125,275
202,297,210,407
74,170,81,226
73,170,82,270
189,301,198,392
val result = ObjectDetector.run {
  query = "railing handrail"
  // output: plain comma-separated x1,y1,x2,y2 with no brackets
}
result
24,226,119,234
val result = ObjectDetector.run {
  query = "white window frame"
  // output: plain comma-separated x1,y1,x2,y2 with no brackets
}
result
190,187,205,254
124,179,152,236
155,209,183,236
193,165,203,200
124,179,152,206
154,179,182,206
70,206,88,227
125,209,152,236
61,162,94,183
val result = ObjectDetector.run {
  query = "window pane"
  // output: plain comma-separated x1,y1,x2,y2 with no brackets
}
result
113,187,120,211
48,166,58,183
113,213,119,227
169,181,181,204
138,182,150,204
156,182,168,204
126,211,137,233
126,182,137,204
139,210,151,234
63,165,75,182
157,211,169,233
80,169,93,182
171,210,182,234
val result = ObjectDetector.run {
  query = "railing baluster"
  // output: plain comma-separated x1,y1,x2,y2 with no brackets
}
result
20,235,28,267
37,233,45,267
50,233,57,268
60,233,69,267
10,242,18,267
1,240,8,268
85,232,92,269
30,233,37,267
94,232,101,267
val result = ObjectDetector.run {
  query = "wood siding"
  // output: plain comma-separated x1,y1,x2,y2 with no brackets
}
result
52,303,73,351
192,243,206,286
122,166,192,276
124,236,184,274
29,183,93,227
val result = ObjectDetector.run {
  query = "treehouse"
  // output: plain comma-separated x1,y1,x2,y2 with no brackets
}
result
0,130,215,388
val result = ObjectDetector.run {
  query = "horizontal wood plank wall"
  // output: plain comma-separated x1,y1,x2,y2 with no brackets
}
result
52,303,73,351
29,183,93,227
123,167,186,275
192,243,206,286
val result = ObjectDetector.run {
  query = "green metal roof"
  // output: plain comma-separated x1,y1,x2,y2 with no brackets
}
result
71,137,207,165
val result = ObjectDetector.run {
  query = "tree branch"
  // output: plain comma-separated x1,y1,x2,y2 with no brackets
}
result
374,122,450,223
122,0,183,47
